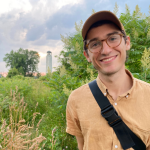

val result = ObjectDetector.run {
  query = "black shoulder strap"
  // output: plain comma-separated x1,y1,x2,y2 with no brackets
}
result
88,80,146,150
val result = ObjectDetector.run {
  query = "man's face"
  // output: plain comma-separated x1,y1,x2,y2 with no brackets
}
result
84,23,130,76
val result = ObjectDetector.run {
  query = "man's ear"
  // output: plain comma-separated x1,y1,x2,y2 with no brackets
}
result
126,36,130,51
83,50,91,62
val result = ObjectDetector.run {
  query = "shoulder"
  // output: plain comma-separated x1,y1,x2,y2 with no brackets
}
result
67,83,92,106
69,83,90,100
134,77,150,90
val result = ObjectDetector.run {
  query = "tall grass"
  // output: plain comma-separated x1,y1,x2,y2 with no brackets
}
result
0,75,78,149
0,86,46,149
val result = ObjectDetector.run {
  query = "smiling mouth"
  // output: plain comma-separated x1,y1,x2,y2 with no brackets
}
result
100,55,117,62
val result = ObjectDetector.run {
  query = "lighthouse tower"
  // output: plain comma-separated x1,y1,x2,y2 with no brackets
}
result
46,51,52,73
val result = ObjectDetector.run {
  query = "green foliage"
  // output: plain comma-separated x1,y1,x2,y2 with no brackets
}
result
0,74,78,149
113,2,119,15
12,75,25,80
37,72,41,78
3,48,40,76
7,68,20,78
38,75,49,81
139,47,150,81
40,70,86,149
119,5,150,73
0,78,32,97
92,9,96,14
58,21,97,81
0,91,46,149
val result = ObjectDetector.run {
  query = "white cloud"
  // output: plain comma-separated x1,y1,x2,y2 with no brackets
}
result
0,0,32,16
56,0,83,9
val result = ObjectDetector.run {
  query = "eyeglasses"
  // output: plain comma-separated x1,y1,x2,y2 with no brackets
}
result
85,33,124,53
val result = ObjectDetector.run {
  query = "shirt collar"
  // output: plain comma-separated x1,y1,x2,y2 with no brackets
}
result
96,69,135,97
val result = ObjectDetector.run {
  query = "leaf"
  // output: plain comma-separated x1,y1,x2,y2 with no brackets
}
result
113,2,119,15
141,48,150,70
92,9,96,14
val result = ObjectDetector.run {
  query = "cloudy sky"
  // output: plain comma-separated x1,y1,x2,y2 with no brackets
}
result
0,0,149,72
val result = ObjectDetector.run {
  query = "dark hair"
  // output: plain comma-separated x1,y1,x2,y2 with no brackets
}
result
83,20,127,53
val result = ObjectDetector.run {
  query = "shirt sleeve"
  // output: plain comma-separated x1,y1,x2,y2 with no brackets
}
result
66,93,83,137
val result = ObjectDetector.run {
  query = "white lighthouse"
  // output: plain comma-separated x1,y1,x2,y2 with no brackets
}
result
46,51,52,73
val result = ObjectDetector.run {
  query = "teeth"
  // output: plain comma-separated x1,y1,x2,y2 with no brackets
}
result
102,57,114,62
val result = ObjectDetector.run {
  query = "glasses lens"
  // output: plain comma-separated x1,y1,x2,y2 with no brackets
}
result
89,40,102,52
107,34,121,47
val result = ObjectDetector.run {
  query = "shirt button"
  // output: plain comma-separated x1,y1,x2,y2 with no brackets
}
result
115,145,118,148
104,93,107,96
114,103,117,105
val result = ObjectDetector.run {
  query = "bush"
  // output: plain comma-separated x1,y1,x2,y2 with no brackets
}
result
7,68,20,78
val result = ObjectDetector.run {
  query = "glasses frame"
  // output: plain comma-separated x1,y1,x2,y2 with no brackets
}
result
85,33,124,53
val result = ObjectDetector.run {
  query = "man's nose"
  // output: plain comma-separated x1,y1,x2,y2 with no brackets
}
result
101,41,113,55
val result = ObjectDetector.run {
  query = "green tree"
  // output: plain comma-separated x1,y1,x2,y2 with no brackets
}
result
119,5,150,73
7,68,19,78
36,72,41,78
3,48,40,76
57,21,96,81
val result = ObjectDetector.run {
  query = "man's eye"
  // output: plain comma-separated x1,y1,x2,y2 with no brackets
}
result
109,35,119,42
110,37,117,41
91,41,101,48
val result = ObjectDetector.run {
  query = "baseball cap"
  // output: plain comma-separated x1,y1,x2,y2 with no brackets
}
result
82,10,125,40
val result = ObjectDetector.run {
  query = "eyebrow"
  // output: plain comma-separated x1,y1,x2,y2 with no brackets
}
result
107,31,120,36
86,31,120,43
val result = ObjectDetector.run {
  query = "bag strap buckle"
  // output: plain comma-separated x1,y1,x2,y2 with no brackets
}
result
101,105,122,127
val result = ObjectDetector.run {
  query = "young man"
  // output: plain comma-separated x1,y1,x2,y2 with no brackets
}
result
66,11,150,150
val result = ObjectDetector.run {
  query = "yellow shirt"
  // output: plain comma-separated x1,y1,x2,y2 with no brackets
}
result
66,70,150,150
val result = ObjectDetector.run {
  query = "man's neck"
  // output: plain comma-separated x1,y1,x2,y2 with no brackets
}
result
98,68,133,101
